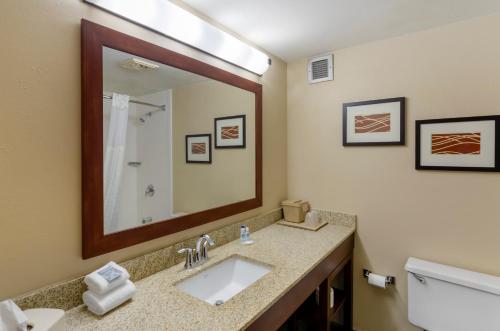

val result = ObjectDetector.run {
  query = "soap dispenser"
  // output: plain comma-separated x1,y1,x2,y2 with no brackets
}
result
240,225,248,242
240,225,254,245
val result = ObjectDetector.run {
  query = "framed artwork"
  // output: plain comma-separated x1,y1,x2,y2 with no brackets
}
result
416,115,500,171
343,97,405,146
214,115,246,148
186,134,212,164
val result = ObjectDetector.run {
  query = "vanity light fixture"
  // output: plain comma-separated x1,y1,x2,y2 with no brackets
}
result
83,0,271,75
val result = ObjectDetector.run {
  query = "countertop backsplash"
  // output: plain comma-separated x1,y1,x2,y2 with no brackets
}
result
14,208,355,312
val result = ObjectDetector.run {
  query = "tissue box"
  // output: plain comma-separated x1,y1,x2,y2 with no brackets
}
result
281,199,310,223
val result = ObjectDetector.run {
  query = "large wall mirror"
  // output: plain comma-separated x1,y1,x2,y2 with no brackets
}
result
82,20,262,258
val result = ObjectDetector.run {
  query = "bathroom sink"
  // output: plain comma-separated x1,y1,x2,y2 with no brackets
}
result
175,255,272,305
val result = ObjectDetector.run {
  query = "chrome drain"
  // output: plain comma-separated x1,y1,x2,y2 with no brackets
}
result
215,300,224,306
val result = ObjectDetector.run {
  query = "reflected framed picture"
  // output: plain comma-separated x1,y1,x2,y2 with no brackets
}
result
186,134,212,164
343,97,405,146
416,116,500,171
214,115,246,148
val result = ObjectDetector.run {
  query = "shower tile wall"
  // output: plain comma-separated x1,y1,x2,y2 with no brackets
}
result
136,90,173,224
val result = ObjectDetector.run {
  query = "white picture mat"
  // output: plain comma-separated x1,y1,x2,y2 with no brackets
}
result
346,102,401,143
216,117,244,146
187,136,210,162
420,120,495,168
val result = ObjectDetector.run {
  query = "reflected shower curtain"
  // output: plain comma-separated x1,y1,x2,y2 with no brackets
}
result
104,93,129,234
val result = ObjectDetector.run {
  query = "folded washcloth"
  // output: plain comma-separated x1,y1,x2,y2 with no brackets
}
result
0,299,29,331
83,280,136,316
84,261,130,295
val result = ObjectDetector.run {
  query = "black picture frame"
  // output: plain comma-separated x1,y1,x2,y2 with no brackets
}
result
185,134,212,164
342,97,406,146
214,114,246,148
416,115,500,172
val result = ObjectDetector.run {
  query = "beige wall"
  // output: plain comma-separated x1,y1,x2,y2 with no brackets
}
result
3,1,497,328
287,13,500,331
172,80,255,213
0,0,287,299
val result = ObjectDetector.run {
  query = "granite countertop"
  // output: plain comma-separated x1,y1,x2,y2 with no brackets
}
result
65,218,355,331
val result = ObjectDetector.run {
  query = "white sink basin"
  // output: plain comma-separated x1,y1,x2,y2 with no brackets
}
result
175,255,272,305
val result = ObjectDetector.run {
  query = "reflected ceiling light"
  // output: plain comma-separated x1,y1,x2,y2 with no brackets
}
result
84,0,271,75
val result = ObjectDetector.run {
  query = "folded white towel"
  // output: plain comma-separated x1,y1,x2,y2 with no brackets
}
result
83,280,136,316
0,299,29,331
84,261,130,295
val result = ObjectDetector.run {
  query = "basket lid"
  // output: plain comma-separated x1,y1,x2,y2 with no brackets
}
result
281,199,308,207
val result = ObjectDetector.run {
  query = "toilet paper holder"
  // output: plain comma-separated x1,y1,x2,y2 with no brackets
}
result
363,269,395,286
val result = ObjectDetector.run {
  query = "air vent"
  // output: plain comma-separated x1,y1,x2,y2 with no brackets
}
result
308,54,333,84
120,58,159,72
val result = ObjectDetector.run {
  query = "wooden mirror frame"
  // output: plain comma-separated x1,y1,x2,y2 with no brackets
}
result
81,20,262,259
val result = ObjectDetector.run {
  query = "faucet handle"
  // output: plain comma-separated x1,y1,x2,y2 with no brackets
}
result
178,248,195,269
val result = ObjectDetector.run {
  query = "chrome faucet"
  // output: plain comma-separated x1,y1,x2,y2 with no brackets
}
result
177,234,216,269
196,234,215,262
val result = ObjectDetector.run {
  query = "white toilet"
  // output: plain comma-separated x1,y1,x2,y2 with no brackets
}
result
405,257,500,331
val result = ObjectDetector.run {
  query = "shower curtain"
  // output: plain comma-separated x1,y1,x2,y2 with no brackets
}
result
104,93,129,234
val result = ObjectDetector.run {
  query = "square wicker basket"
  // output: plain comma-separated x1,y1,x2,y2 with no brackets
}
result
281,200,310,223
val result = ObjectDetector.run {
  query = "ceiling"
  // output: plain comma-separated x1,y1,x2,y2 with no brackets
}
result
181,0,500,61
103,46,208,97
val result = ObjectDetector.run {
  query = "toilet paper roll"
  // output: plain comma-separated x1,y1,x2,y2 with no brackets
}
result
368,273,387,288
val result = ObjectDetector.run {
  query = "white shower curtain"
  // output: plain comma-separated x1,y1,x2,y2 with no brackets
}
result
104,93,129,234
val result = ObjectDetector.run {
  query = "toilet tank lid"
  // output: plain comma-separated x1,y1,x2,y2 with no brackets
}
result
405,257,500,295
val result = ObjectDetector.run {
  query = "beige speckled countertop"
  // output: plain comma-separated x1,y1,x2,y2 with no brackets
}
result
65,218,355,331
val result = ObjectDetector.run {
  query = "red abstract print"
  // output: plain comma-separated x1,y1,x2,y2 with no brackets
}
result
191,142,206,154
221,126,239,139
431,133,481,154
355,113,391,133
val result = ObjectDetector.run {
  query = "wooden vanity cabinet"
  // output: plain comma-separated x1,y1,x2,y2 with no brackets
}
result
246,234,354,331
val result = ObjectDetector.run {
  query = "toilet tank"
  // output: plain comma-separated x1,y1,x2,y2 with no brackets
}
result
405,257,500,331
